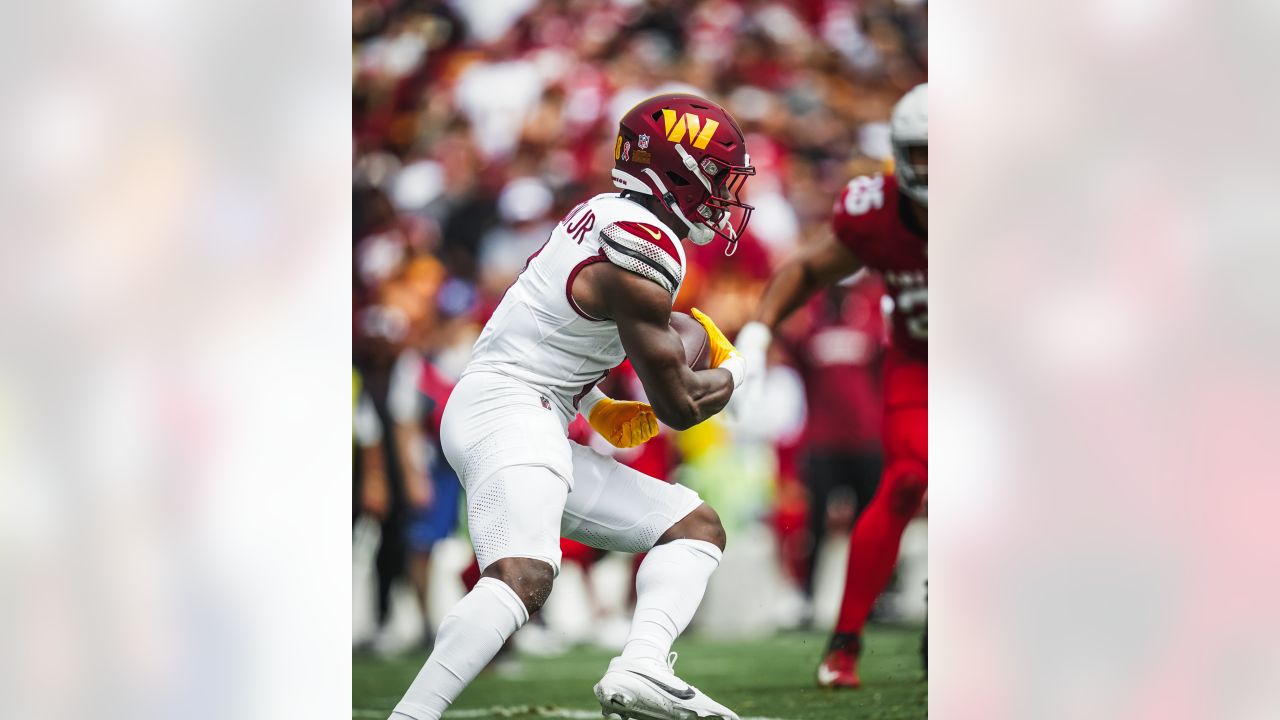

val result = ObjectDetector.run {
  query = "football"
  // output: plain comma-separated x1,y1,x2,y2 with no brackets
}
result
670,311,710,371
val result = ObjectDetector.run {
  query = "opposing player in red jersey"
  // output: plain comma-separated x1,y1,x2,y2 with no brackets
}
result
738,83,927,689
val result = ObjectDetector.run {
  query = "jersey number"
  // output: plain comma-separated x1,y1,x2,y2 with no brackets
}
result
896,287,928,340
843,175,885,216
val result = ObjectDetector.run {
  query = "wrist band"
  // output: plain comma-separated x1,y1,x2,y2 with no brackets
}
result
579,386,607,417
719,354,746,389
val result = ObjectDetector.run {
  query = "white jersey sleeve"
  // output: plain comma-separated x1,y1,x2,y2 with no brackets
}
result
599,220,684,296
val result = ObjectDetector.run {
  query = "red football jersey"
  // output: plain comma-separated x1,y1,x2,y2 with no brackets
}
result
832,173,928,362
789,279,886,451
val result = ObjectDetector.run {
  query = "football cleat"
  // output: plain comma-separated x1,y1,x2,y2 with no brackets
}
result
816,633,862,689
594,652,739,720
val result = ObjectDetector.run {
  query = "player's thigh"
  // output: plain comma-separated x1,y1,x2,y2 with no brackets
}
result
560,442,703,554
883,404,927,470
440,371,574,488
467,463,569,574
442,374,576,573
882,352,928,469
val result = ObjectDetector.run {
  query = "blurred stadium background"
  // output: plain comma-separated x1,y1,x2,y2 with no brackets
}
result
352,0,926,712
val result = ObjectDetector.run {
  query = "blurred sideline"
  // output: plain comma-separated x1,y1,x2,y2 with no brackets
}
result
352,523,927,656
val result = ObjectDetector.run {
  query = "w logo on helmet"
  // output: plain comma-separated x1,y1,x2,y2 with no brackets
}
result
661,109,719,150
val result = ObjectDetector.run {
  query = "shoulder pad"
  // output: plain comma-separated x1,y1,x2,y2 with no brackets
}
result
599,221,683,295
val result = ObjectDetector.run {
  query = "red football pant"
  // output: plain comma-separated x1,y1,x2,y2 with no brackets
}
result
835,351,927,635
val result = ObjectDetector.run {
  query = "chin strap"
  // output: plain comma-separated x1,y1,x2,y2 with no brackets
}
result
674,144,745,255
640,161,740,253
687,223,714,246
717,211,739,256
675,145,715,194
643,166,713,245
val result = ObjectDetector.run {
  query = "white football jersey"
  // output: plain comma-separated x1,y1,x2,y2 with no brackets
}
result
465,193,686,420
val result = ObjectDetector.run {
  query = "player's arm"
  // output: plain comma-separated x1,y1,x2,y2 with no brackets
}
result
753,228,864,331
597,266,739,430
729,230,864,413
735,229,863,362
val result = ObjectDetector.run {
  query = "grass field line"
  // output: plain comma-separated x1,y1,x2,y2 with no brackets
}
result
353,706,794,720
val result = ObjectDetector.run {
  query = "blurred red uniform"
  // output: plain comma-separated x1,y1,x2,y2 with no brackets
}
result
827,172,927,665
779,279,886,599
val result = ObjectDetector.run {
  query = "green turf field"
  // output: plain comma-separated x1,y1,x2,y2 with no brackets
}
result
353,626,926,720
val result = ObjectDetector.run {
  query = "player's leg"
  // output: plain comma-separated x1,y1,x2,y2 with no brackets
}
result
391,373,574,720
820,353,927,689
800,451,835,601
820,433,926,687
390,464,566,719
559,442,738,720
834,415,927,638
621,502,726,664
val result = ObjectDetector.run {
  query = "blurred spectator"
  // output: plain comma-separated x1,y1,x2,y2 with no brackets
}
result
779,276,887,610
399,359,462,651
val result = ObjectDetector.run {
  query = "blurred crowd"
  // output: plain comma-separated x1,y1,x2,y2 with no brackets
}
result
352,0,926,650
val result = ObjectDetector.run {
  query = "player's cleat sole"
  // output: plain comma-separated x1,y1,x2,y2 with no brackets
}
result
595,686,709,720
596,698,732,720
594,654,740,720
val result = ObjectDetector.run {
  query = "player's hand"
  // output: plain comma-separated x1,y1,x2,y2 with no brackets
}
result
690,308,739,368
732,321,772,412
691,308,746,388
588,397,659,448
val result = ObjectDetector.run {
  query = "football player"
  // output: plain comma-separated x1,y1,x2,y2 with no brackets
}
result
389,94,754,720
737,83,928,689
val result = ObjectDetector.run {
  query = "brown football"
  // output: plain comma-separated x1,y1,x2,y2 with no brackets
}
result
669,311,711,371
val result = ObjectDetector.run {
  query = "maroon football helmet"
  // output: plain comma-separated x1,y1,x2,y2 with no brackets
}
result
611,93,755,253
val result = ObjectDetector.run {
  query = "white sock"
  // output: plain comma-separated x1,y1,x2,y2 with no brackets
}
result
621,538,722,666
390,577,529,719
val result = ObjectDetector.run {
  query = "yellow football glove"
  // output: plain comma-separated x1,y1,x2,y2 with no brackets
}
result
690,307,740,368
691,308,746,389
588,397,659,448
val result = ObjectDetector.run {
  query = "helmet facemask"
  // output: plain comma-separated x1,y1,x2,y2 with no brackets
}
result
672,145,755,253
894,141,928,207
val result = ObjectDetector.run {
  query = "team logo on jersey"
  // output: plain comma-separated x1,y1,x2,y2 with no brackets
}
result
638,133,650,149
661,109,719,150
541,395,551,410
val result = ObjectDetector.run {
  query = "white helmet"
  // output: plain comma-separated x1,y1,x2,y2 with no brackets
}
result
891,83,928,206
